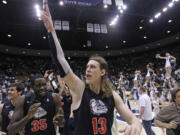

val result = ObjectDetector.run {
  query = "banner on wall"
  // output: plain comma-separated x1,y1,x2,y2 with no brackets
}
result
63,0,103,6
114,0,123,7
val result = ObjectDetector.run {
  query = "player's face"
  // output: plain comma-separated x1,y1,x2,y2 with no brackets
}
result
34,78,47,97
8,86,20,100
85,60,105,84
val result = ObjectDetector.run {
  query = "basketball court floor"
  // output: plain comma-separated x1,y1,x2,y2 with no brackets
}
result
115,100,164,135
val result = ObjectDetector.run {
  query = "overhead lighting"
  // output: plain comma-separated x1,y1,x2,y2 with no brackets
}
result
104,4,108,8
7,34,12,38
154,12,161,19
68,57,71,60
2,0,7,4
116,15,119,18
83,44,86,48
168,19,172,23
150,0,178,23
139,26,143,30
59,1,64,6
35,4,40,9
120,9,124,13
123,40,126,43
118,6,121,10
122,4,127,10
114,17,118,22
109,22,115,26
168,2,174,7
27,42,31,46
109,15,119,26
43,36,46,39
144,36,147,39
106,45,108,49
34,4,41,17
167,30,171,34
162,7,168,12
149,19,154,23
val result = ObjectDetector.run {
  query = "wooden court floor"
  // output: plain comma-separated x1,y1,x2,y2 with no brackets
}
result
114,100,165,135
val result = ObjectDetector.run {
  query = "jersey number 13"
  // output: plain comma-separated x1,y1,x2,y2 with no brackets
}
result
92,117,107,134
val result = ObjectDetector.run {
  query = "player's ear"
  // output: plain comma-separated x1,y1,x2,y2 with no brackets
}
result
101,69,106,76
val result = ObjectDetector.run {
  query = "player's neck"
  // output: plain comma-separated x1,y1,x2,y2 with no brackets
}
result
11,96,20,106
89,82,101,95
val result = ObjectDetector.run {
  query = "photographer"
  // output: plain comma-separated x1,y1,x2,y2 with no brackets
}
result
154,88,180,135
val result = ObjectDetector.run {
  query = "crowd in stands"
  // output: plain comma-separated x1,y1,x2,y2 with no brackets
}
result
0,43,180,134
0,43,180,98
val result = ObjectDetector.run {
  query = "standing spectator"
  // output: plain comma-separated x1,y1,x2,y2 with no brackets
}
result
139,86,155,135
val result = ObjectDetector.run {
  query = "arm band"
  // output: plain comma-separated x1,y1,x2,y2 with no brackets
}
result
48,31,71,77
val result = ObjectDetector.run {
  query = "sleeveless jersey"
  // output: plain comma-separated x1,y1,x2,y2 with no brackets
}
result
1,99,18,134
23,92,56,135
74,86,115,135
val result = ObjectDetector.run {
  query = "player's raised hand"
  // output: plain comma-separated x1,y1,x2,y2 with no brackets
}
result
40,4,54,32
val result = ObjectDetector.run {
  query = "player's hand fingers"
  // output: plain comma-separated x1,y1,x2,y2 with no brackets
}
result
124,126,131,135
45,4,51,17
119,126,126,133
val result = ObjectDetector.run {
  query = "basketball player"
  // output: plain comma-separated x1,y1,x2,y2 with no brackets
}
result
8,77,65,135
40,4,142,135
0,82,24,135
